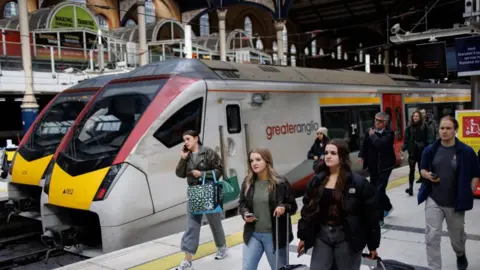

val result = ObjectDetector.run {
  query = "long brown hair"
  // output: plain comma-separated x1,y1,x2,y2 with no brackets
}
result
244,148,279,196
408,110,424,128
305,139,352,217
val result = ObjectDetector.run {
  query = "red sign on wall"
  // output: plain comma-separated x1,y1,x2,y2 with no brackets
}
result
462,116,480,137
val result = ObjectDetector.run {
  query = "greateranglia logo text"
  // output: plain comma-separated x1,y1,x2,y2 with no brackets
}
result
266,121,319,140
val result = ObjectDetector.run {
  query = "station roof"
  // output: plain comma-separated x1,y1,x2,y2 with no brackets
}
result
0,2,99,32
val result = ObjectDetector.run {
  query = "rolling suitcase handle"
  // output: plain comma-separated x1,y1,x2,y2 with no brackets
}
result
275,213,289,270
361,253,386,270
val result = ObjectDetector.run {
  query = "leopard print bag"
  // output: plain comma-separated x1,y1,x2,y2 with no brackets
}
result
188,170,224,215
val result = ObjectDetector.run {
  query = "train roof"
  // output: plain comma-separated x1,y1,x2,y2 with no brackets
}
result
67,73,129,91
116,59,470,89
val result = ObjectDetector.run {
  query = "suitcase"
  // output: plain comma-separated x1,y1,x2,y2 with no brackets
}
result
276,213,309,270
362,253,416,270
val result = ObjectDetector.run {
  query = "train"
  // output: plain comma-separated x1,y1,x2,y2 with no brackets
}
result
38,59,470,256
6,73,126,219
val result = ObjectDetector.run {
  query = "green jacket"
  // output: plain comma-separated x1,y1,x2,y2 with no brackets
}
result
175,145,224,185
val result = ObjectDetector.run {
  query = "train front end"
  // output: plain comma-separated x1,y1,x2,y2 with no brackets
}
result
7,89,96,217
39,73,190,256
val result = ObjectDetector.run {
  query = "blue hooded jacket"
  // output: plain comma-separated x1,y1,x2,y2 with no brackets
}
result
418,138,480,212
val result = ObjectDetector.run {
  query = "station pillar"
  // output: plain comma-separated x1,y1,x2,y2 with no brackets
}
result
137,0,148,66
19,0,38,134
274,20,286,65
217,9,227,62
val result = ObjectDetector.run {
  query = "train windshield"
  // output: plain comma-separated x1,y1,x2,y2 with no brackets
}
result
24,91,93,154
58,79,166,174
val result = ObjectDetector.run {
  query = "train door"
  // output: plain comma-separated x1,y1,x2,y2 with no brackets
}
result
382,94,404,164
220,101,247,195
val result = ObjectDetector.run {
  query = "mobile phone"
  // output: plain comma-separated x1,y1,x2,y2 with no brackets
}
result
245,213,255,218
182,144,188,153
297,250,305,258
430,173,438,179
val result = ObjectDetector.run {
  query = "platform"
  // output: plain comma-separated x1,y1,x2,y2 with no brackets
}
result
0,179,7,201
56,166,480,270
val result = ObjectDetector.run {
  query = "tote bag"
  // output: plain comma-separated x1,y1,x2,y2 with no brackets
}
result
188,170,223,215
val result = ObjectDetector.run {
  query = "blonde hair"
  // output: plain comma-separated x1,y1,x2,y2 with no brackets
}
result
244,148,279,196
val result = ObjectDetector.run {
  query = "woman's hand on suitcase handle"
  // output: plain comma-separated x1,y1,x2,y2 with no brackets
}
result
297,240,305,255
273,206,285,217
368,250,378,259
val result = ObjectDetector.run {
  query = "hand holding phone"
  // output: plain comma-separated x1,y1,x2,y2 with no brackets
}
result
244,212,257,223
180,144,189,159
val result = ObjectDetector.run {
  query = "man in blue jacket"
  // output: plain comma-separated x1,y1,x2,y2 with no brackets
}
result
419,116,480,270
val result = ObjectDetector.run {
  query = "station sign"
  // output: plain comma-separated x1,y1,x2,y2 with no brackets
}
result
456,110,480,153
413,41,447,79
454,35,480,77
49,4,98,32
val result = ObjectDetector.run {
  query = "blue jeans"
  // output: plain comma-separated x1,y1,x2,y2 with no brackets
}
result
243,232,287,270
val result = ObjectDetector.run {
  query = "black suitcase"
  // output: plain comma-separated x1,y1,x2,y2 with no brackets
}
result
362,253,416,270
276,213,309,270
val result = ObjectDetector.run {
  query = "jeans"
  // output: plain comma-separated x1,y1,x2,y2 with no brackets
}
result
243,232,287,270
425,197,466,270
408,156,421,189
369,168,393,221
180,210,226,255
310,225,362,270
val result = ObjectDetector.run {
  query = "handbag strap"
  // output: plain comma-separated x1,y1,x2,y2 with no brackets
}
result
201,170,218,185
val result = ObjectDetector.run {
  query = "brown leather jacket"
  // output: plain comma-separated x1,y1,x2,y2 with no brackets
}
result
175,145,224,185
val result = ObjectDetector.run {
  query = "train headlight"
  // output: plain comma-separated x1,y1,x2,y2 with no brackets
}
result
93,163,123,201
42,159,55,195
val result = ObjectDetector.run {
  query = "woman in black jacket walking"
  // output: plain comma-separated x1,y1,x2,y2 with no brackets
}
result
307,127,330,170
297,139,381,270
401,110,428,196
239,148,297,270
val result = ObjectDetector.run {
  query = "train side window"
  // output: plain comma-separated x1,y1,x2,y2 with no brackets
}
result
395,107,403,140
153,97,204,148
385,107,392,129
226,104,241,134
321,108,352,148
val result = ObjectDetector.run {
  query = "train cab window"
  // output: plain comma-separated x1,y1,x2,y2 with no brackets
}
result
226,104,241,134
154,97,203,148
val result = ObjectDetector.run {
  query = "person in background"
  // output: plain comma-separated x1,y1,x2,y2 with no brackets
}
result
401,110,428,196
175,130,228,270
239,148,297,270
419,116,480,270
298,139,381,269
358,112,396,226
307,127,330,171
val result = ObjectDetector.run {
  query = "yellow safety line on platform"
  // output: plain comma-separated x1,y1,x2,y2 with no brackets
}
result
130,175,412,270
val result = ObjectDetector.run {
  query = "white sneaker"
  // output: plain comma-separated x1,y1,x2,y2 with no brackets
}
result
215,246,228,260
177,260,193,270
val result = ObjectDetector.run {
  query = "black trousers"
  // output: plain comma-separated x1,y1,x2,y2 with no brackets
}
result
408,155,422,189
369,168,393,221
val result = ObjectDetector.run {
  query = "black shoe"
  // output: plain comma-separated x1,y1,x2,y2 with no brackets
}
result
416,178,424,184
405,188,413,196
457,254,468,270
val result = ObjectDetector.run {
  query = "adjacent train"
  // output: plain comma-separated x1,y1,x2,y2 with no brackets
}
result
7,73,126,218
39,59,470,256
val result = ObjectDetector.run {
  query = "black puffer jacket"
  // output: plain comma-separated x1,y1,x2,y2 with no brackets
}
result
297,172,381,253
358,128,396,172
239,177,298,251
307,137,330,160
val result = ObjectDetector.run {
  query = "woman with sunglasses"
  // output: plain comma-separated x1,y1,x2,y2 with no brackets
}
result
298,139,381,269
307,127,330,171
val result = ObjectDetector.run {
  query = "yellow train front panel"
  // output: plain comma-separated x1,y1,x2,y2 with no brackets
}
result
11,154,53,186
48,163,109,210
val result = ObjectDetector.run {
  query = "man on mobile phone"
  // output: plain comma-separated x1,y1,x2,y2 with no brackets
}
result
419,116,480,270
